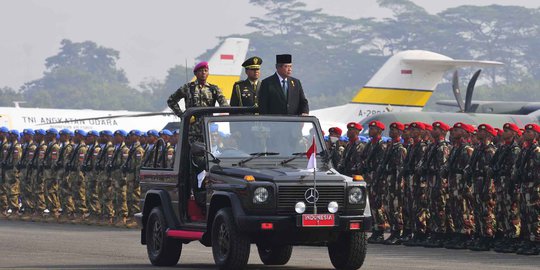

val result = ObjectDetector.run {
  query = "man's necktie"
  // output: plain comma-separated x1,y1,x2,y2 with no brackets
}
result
282,79,287,96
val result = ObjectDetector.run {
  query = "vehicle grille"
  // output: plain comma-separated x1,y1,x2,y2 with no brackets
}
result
277,185,345,215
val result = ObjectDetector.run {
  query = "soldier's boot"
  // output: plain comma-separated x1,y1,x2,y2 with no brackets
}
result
400,229,413,243
403,232,426,247
383,231,402,245
424,233,444,248
367,230,385,244
516,241,540,256
126,218,138,229
470,237,491,251
445,233,466,249
115,216,128,228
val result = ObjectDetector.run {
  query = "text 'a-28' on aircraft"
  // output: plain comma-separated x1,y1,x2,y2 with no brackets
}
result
0,37,250,131
357,69,540,136
311,50,503,132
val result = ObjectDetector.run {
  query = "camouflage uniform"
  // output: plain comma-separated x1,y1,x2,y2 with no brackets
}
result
33,140,48,215
328,140,344,169
513,140,540,255
97,142,113,220
380,138,407,243
360,137,388,238
124,141,145,217
66,141,88,217
443,141,474,249
467,141,497,250
421,138,450,246
492,140,521,252
19,140,37,214
167,81,228,142
42,141,61,216
84,142,102,217
57,141,73,217
337,139,364,177
106,142,129,222
0,138,10,212
3,139,22,213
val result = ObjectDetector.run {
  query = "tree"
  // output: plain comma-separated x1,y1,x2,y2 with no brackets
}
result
0,87,23,106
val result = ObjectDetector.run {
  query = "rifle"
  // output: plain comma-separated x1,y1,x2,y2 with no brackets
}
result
55,143,68,171
25,143,41,181
16,142,30,170
65,144,82,172
1,141,16,170
107,144,123,175
82,143,96,172
121,145,137,173
95,144,109,172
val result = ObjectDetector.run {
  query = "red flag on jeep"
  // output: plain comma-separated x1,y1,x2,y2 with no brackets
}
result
306,137,316,169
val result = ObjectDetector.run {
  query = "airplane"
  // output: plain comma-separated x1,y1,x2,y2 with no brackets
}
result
0,37,250,131
311,50,503,132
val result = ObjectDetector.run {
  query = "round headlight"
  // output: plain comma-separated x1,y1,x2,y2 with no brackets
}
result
295,201,306,214
349,187,363,204
327,201,339,214
253,187,269,203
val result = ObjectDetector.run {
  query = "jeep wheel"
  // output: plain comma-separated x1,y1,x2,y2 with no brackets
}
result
327,231,367,270
146,207,182,266
212,208,250,270
257,243,293,265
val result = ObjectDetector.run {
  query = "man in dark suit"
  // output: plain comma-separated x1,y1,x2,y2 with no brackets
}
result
230,56,262,107
258,54,309,115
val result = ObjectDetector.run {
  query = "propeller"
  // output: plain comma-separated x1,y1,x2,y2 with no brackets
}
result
452,70,466,112
464,69,482,113
37,111,176,126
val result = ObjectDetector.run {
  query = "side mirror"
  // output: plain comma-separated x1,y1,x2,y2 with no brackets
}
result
190,141,206,157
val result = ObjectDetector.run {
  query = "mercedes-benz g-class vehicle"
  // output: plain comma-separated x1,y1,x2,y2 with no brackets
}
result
135,107,370,270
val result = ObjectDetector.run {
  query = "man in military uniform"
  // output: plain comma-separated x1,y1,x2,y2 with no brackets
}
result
124,130,145,228
361,120,388,244
337,123,364,176
167,61,229,142
492,123,522,253
107,130,130,226
18,129,37,219
444,122,475,249
65,129,89,222
0,127,8,215
83,130,101,222
31,129,47,220
3,130,22,217
326,127,344,169
159,129,175,168
420,121,451,247
401,122,428,245
96,130,113,224
41,129,61,220
231,56,262,107
512,123,540,255
142,129,159,167
380,122,407,245
56,129,74,222
467,124,498,251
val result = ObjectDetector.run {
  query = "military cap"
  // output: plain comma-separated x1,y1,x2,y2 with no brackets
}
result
34,129,46,135
478,124,497,137
173,129,180,135
409,122,425,130
114,129,127,137
75,129,87,137
390,122,405,131
129,130,142,137
359,136,369,143
242,56,262,70
503,123,521,135
23,128,35,135
423,123,433,131
276,54,292,64
340,135,349,142
453,122,475,133
9,129,20,136
159,129,173,136
432,121,450,132
59,129,71,135
87,130,99,137
0,127,9,133
524,123,540,133
328,127,343,136
46,128,58,135
382,136,391,143
100,130,113,137
369,120,385,131
193,61,209,73
147,129,159,137
347,122,362,131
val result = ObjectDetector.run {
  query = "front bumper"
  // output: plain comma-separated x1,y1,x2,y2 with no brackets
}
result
236,214,371,232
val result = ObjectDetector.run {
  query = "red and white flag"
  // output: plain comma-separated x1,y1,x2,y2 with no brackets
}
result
306,137,317,169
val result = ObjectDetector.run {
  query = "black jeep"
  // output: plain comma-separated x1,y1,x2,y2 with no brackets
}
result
135,107,370,270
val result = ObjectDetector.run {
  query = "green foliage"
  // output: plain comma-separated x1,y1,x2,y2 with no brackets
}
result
0,87,23,106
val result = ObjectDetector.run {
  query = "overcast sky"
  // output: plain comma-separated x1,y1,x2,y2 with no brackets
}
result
0,0,538,90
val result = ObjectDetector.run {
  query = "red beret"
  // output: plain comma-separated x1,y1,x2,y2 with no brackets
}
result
503,123,521,135
347,122,362,131
423,123,433,131
525,123,540,133
369,120,385,131
410,122,426,130
453,122,475,133
329,127,343,136
432,121,450,132
478,123,497,137
390,122,405,131
495,128,503,136
193,61,209,73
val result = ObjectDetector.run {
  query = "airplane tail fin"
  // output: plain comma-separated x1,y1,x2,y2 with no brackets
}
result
203,38,249,98
350,50,503,108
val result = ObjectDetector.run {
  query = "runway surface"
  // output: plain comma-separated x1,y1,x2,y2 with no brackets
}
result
0,219,538,269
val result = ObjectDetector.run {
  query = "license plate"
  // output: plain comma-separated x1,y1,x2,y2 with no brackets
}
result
302,214,335,227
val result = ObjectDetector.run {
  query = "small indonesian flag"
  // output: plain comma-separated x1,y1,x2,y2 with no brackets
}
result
220,54,234,60
306,137,316,169
401,69,412,75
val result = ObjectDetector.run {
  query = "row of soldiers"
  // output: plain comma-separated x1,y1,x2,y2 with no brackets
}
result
0,127,177,227
327,121,540,255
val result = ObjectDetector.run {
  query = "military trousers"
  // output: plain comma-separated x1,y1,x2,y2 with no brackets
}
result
428,174,448,234
520,181,540,242
446,173,474,234
473,176,496,237
494,176,521,239
414,174,430,234
112,170,128,218
44,169,61,214
384,173,403,233
68,170,88,215
126,172,141,217
19,168,34,212
4,168,20,211
0,171,8,211
85,171,101,216
366,172,387,232
33,169,47,213
100,172,114,218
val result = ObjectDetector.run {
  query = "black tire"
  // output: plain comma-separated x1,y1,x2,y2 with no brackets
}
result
212,208,250,270
146,207,182,266
328,231,367,270
257,243,293,265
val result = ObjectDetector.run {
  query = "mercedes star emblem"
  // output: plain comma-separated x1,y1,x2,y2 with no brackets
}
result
304,188,319,204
